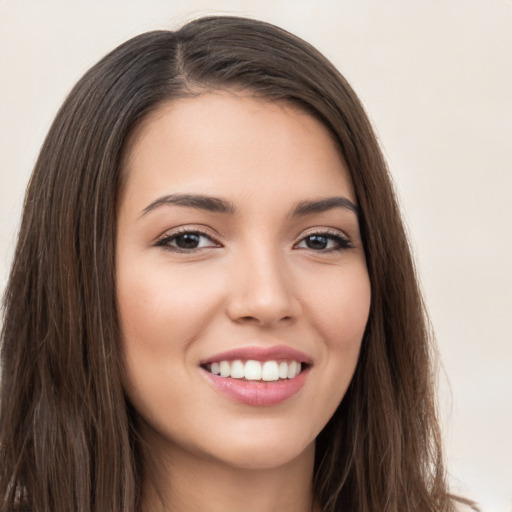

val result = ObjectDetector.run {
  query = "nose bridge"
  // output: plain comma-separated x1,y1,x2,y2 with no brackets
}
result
226,238,299,326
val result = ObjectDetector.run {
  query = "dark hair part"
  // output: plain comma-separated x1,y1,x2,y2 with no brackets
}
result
1,15,462,512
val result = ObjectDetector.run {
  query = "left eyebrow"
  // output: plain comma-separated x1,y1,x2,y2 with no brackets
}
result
291,197,359,217
140,194,237,217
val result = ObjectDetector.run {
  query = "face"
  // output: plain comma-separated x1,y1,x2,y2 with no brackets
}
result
116,91,371,470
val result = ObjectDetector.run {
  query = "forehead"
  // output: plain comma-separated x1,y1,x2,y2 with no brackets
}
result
120,91,355,211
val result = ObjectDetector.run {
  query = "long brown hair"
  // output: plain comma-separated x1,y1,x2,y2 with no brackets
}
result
1,15,459,512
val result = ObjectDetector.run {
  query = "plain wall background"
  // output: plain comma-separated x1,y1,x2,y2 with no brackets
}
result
0,1,510,510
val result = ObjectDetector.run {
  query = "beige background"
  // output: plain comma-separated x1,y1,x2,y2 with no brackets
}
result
0,1,510,510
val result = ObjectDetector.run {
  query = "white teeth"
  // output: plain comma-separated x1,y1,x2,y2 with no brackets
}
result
278,361,288,379
219,361,231,378
262,361,279,381
244,360,262,380
207,359,303,381
288,361,299,379
231,360,245,379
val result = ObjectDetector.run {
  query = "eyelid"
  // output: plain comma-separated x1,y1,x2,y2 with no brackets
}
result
154,225,222,250
297,226,352,243
152,225,353,252
293,227,354,251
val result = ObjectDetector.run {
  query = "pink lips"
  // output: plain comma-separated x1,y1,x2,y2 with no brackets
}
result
200,345,312,365
200,345,312,406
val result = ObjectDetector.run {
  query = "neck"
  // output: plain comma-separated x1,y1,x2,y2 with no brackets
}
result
139,430,319,512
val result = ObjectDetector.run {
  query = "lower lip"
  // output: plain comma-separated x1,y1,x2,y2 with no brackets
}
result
202,367,310,406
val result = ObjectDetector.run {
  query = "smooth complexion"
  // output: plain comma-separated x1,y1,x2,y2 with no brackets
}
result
116,91,371,512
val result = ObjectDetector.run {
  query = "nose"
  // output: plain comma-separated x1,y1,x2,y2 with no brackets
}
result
225,246,301,327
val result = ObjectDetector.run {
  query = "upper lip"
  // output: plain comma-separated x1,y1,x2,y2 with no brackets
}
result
200,345,313,365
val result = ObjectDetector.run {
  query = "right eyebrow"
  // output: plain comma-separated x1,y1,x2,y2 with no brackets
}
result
140,194,237,218
291,196,359,217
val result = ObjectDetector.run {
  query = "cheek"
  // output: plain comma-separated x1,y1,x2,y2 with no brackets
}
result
306,261,371,347
327,284,370,348
116,265,218,417
116,262,222,351
304,263,371,416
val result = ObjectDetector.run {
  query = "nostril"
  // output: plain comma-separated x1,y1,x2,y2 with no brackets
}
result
235,314,294,326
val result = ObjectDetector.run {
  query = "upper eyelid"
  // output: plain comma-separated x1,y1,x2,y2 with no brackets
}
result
154,230,221,253
297,226,351,240
155,225,221,243
154,225,352,246
294,228,354,251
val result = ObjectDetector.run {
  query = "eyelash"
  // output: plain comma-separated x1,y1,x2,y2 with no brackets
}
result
295,229,354,252
154,227,220,253
154,228,353,253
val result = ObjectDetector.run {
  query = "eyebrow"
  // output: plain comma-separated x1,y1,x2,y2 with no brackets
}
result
141,194,237,216
140,193,358,218
291,197,359,217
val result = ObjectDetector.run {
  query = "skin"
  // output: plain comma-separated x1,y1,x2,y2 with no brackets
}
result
116,91,371,512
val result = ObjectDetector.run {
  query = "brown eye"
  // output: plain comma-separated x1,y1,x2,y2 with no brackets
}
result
155,230,219,252
304,235,329,250
295,232,353,252
173,233,202,249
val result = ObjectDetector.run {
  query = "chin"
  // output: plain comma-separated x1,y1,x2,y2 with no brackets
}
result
197,424,316,471
212,441,314,471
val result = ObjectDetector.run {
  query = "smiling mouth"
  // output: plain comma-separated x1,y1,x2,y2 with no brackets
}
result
202,359,307,382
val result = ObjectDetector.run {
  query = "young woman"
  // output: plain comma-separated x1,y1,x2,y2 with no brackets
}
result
0,15,475,512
